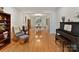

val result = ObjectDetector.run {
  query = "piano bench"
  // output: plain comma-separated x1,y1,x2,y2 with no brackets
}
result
55,35,72,52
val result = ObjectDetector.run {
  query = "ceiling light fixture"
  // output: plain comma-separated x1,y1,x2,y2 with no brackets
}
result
34,13,43,16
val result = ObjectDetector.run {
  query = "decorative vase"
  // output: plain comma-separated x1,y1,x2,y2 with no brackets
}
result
62,16,65,22
68,19,70,22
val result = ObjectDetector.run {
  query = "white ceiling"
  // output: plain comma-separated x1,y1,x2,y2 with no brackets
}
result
16,7,57,10
15,7,58,13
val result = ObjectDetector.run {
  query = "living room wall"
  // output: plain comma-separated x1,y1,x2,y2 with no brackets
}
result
56,7,79,28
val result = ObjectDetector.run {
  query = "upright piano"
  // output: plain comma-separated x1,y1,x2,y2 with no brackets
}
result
56,22,79,52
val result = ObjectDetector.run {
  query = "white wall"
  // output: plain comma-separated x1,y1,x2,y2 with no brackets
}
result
57,7,79,28
50,10,57,34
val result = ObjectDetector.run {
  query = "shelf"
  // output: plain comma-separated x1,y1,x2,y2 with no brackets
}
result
0,20,10,23
0,39,5,43
0,12,10,15
0,12,10,49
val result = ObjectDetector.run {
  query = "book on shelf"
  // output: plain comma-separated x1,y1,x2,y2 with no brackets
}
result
3,31,8,40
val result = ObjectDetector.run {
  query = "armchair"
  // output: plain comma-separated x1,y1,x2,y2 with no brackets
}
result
12,25,29,43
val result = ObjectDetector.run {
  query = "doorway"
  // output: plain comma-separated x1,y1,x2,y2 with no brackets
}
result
24,13,50,32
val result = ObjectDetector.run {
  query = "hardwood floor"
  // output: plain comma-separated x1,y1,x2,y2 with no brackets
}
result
0,28,68,52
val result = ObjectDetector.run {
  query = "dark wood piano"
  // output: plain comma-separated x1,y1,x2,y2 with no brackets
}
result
56,22,79,52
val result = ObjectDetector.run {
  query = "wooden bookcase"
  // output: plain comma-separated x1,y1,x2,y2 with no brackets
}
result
0,12,11,49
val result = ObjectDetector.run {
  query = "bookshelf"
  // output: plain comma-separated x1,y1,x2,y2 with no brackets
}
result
0,12,11,49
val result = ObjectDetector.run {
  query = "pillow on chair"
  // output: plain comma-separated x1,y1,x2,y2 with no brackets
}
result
16,31,25,37
13,25,22,37
13,25,21,34
19,35,29,39
15,27,20,34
